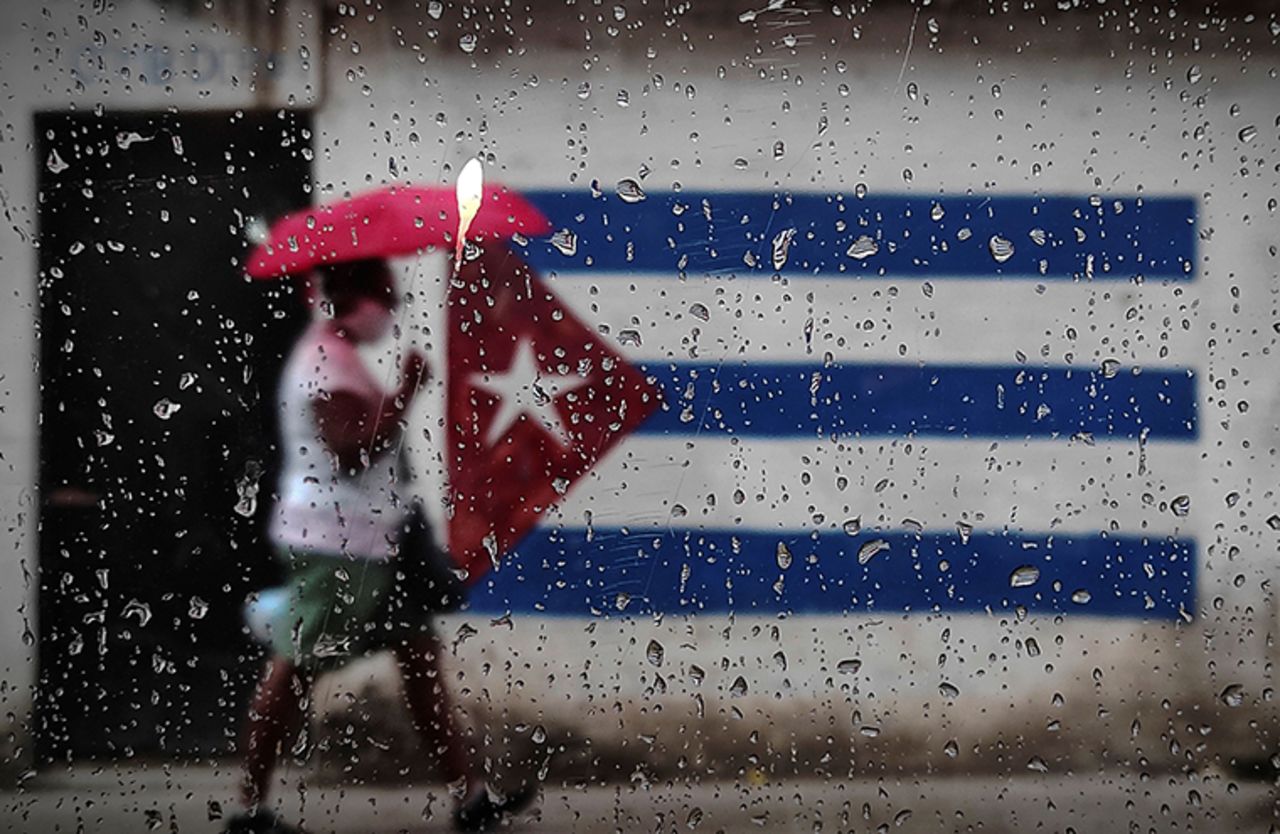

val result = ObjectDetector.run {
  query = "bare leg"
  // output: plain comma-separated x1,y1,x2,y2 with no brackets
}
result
393,633,478,799
239,656,309,809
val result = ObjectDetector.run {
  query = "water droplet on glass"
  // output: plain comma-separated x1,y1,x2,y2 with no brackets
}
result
550,229,578,257
616,178,646,203
772,140,785,159
689,302,710,321
1267,514,1280,531
1010,565,1040,588
906,81,919,101
531,724,547,743
771,228,796,270
836,658,862,674
1220,684,1245,708
1071,589,1092,605
1101,358,1121,378
123,599,152,627
943,739,959,757
1187,64,1202,84
847,235,879,260
617,329,642,346
153,398,181,420
955,521,973,544
775,542,793,570
1238,124,1258,143
188,597,209,619
1029,227,1047,246
857,539,889,565
842,517,862,536
729,675,749,697
1025,637,1041,657
646,639,664,667
1170,495,1191,517
930,202,944,221
939,681,960,699
46,149,70,174
1027,756,1049,773
988,235,1015,263
612,4,626,20
614,592,631,611
458,33,477,54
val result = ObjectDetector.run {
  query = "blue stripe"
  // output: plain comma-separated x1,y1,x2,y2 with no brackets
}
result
468,527,1195,620
636,362,1196,441
518,191,1197,280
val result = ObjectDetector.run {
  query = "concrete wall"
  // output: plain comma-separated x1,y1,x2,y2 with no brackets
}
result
2,0,1278,780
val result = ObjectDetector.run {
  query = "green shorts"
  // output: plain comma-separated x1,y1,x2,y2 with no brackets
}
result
272,548,435,669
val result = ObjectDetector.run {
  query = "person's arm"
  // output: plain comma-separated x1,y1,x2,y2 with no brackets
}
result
312,351,427,472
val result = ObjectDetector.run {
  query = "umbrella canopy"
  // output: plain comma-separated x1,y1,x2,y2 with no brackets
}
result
245,183,551,279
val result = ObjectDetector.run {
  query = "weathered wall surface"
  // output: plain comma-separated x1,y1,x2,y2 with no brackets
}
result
1,0,1277,781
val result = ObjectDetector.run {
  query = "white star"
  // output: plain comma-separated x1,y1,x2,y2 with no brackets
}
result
471,338,587,448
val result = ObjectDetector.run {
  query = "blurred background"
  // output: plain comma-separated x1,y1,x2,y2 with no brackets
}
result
1,1,1278,831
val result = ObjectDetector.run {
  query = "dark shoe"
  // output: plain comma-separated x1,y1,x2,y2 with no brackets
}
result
223,809,307,834
453,785,538,832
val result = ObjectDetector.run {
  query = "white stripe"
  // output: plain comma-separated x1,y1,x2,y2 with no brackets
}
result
542,273,1203,368
538,435,1192,538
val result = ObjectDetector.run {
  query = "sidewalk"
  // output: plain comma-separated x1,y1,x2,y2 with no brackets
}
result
2,764,1275,833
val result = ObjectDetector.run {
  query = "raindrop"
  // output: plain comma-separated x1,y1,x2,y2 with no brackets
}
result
772,140,785,159
842,517,861,536
188,597,209,619
1238,125,1258,143
847,235,879,260
1220,684,1245,708
943,739,959,757
1170,495,1191,517
550,229,578,256
1101,358,1121,378
46,149,70,174
1010,565,1040,588
938,681,960,699
930,202,944,221
729,675,749,697
123,599,152,627
836,658,862,674
1267,514,1280,530
616,178,646,203
646,639,665,667
1186,64,1202,84
857,539,889,565
1025,637,1041,657
531,724,547,743
1026,756,1049,773
988,235,1015,263
617,329,642,346
1029,227,1047,246
775,541,793,570
771,228,796,270
153,398,181,420
614,592,631,611
458,33,477,54
688,664,705,685
955,521,973,544
1071,589,1092,605
689,302,710,321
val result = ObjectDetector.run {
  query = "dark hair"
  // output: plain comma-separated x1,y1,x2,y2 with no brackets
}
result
318,259,396,316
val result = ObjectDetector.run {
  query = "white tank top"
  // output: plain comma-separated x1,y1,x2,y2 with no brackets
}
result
269,322,409,560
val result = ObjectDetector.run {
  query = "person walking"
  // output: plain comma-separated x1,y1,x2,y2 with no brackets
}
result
226,257,534,834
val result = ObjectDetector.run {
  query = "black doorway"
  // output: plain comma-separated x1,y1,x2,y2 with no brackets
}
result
35,110,312,761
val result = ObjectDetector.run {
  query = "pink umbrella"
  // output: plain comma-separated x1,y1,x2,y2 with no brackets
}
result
245,183,551,279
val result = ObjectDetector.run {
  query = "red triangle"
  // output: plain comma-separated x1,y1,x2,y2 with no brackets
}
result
446,245,661,580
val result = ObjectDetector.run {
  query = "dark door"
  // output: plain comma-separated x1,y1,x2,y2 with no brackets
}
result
35,110,311,761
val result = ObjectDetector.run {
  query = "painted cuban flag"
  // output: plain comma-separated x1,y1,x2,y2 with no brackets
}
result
446,190,1198,621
